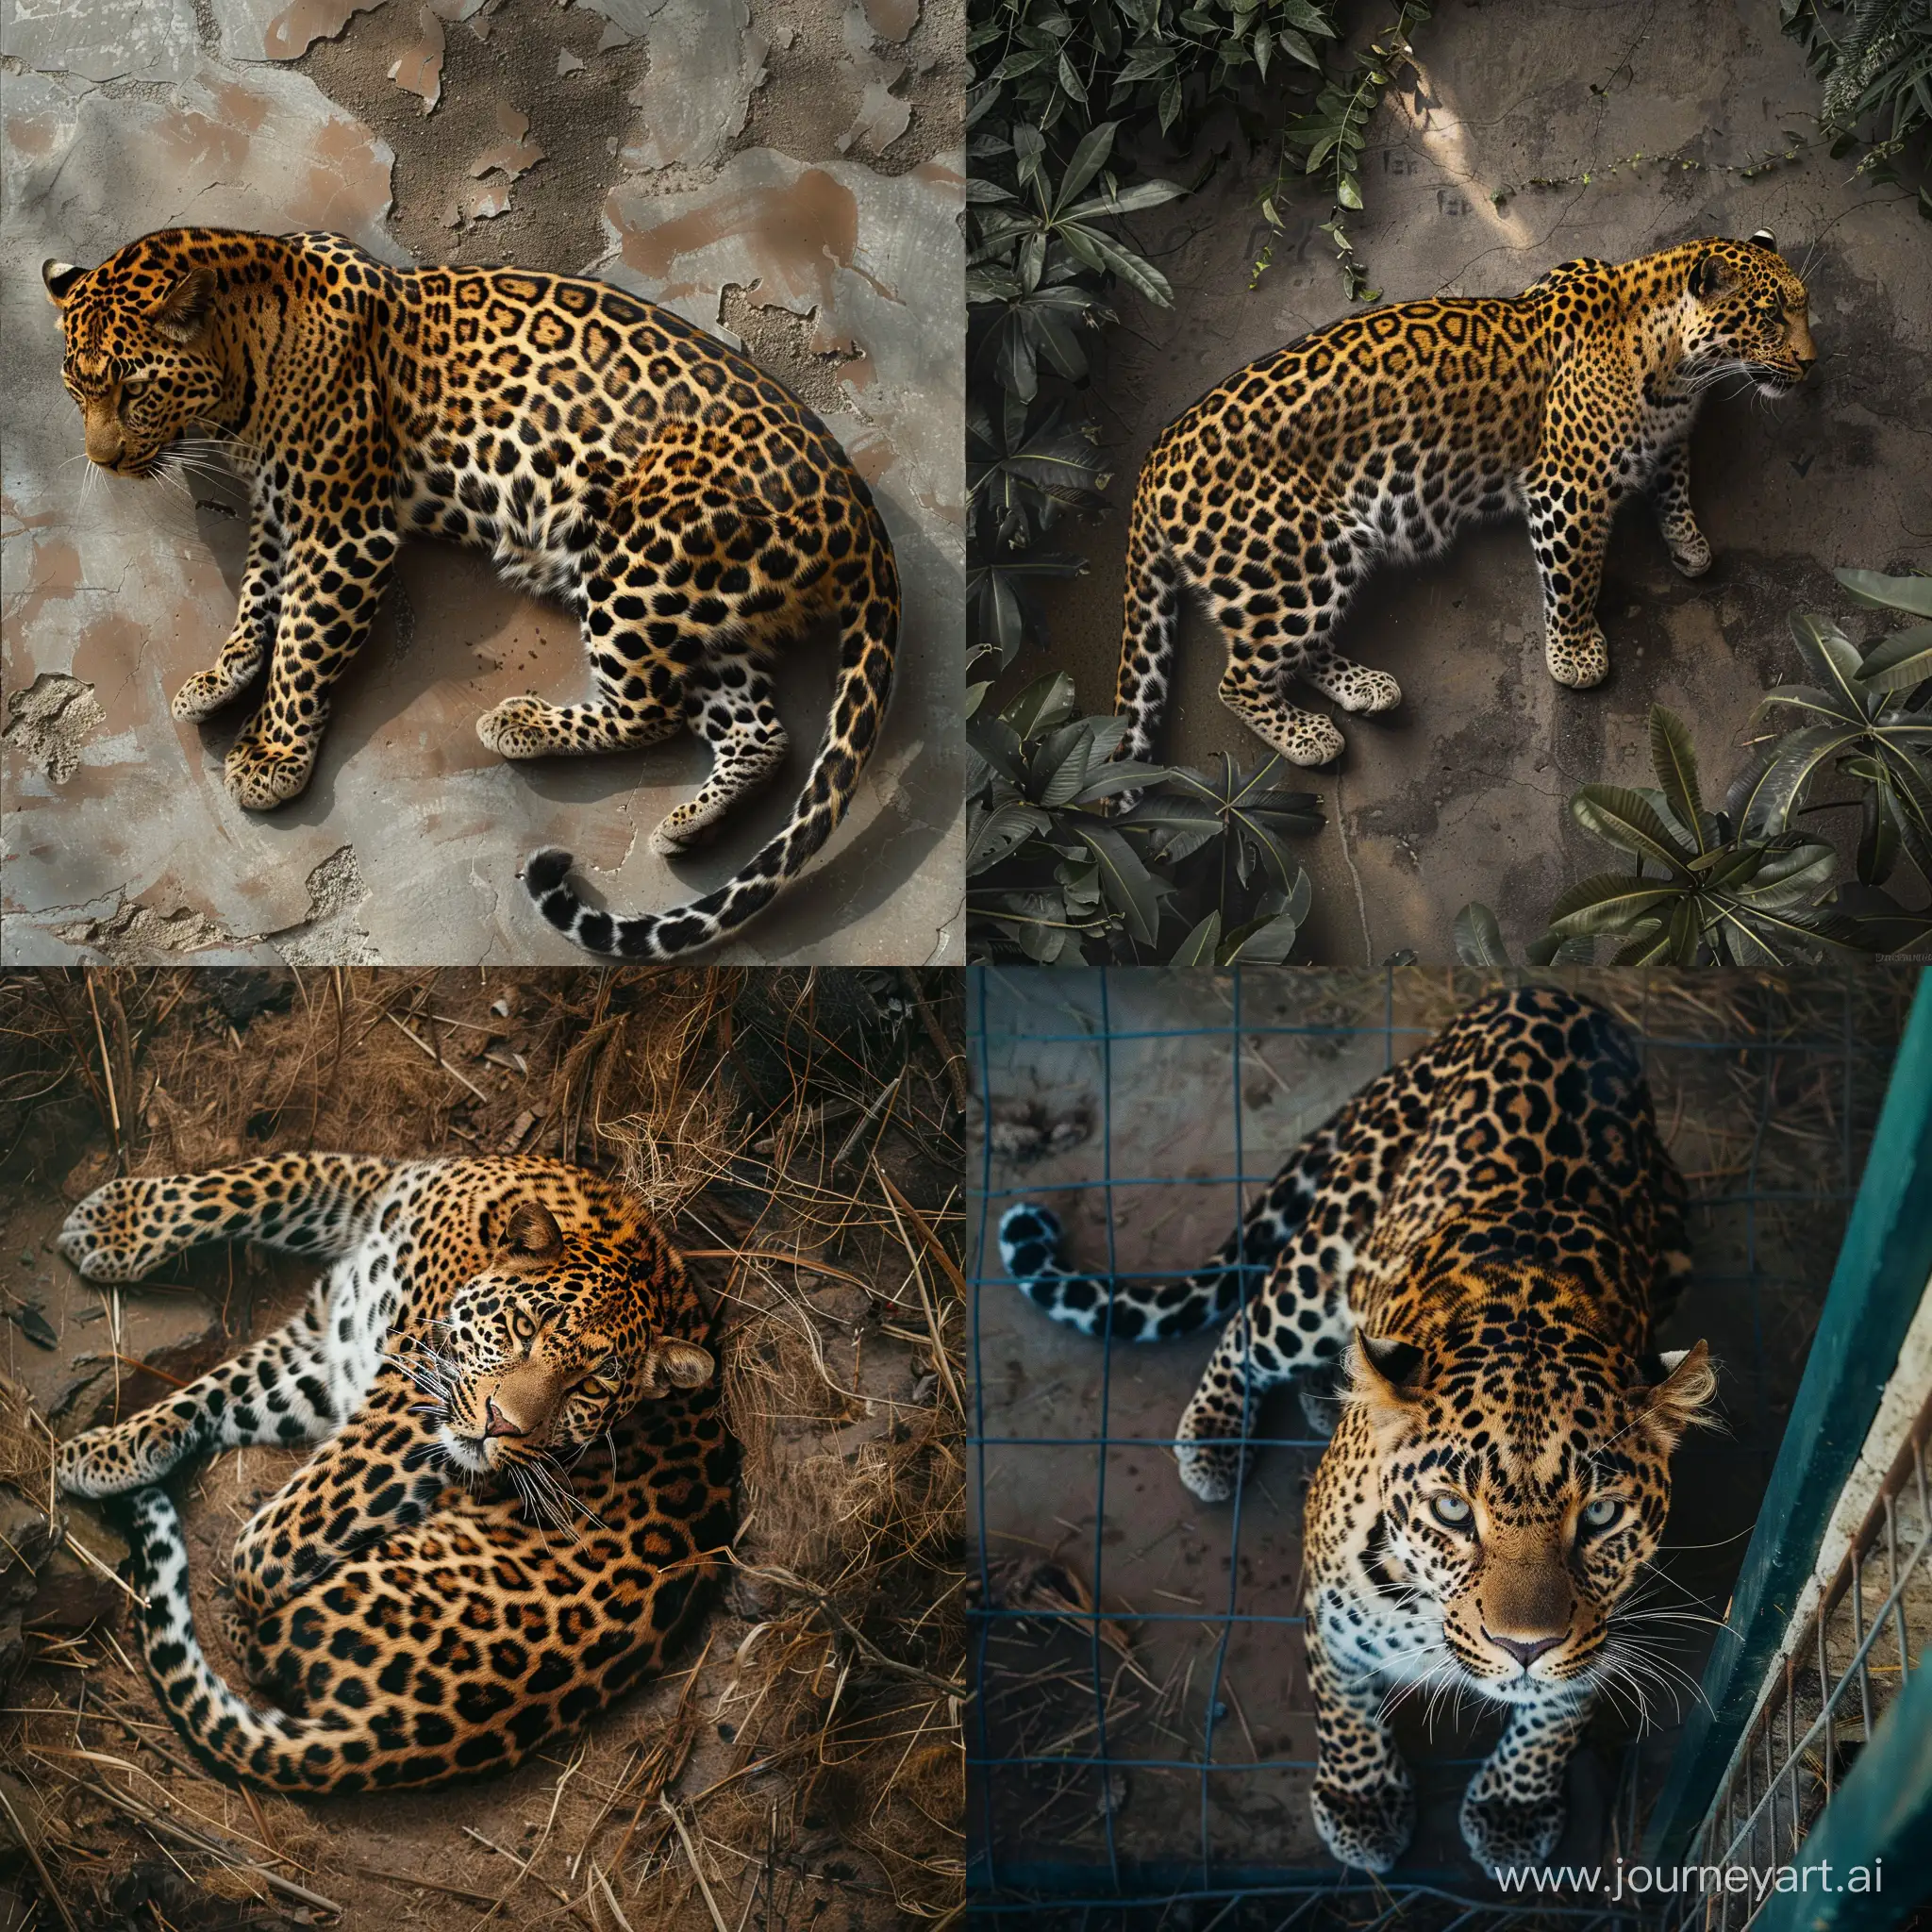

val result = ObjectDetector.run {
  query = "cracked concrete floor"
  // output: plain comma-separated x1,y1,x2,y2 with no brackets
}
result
1,0,964,965
1010,0,1932,966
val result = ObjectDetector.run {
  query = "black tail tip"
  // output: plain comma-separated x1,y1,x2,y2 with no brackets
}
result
524,848,575,898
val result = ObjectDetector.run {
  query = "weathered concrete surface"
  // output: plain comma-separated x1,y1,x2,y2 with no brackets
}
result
968,966,1913,1877
1020,0,1932,965
2,0,964,965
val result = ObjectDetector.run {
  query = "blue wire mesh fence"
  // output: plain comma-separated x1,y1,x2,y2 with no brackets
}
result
966,967,1918,1925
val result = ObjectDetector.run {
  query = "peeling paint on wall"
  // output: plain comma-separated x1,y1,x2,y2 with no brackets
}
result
1,0,963,966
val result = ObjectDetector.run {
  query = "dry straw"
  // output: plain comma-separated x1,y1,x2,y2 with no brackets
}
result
0,967,964,1930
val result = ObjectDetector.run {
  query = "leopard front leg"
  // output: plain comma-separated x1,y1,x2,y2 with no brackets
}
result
225,397,397,809
1524,463,1615,691
229,1363,450,1618
1307,1617,1416,1873
1459,1689,1592,1874
57,1297,336,1497
58,1156,397,1282
173,504,285,722
1650,439,1711,578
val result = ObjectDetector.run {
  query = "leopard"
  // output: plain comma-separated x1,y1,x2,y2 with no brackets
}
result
1110,231,1814,786
42,226,899,959
998,986,1716,1874
53,1152,733,1792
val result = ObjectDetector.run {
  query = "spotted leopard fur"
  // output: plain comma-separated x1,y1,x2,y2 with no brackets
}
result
1112,233,1813,784
42,227,898,959
56,1154,732,1792
1001,987,1715,1874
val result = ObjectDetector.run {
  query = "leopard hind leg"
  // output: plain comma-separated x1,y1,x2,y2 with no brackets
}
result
1200,495,1392,767
650,639,791,857
477,509,690,761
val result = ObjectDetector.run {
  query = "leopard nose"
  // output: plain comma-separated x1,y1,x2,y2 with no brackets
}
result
483,1396,525,1439
1488,1629,1563,1669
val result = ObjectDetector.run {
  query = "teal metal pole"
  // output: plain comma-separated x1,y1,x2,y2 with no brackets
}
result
1643,968,1932,1864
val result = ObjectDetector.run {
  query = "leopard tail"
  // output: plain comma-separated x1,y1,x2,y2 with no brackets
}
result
128,1487,414,1792
521,517,899,961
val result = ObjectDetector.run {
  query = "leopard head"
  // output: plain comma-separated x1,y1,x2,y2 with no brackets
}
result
43,243,231,475
1349,1296,1715,1702
432,1193,712,1482
1678,231,1816,397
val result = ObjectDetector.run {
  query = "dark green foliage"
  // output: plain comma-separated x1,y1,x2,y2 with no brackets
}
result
1457,572,1932,966
1781,0,1932,214
968,673,1323,963
967,0,1425,961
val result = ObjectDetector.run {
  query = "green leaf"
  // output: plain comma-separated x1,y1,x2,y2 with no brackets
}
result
1732,723,1860,837
1569,786,1695,874
1646,706,1706,853
1059,224,1175,306
1856,621,1932,692
1218,908,1303,964
1000,670,1078,741
1836,569,1932,619
968,799,1055,874
1544,873,1684,936
1073,824,1165,944
1276,26,1322,69
1335,175,1364,210
1055,119,1117,209
1067,178,1190,218
1662,893,1706,966
1452,902,1511,967
1172,909,1222,966
1789,611,1871,717
1030,721,1092,807
1858,785,1902,887
1074,758,1170,803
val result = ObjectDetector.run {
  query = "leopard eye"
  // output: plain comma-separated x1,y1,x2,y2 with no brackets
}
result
511,1308,537,1343
578,1376,611,1400
1581,1497,1623,1532
1428,1493,1474,1531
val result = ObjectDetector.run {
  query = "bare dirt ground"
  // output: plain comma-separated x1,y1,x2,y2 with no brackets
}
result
965,966,1918,1893
993,0,1932,964
0,966,966,1930
2,0,965,966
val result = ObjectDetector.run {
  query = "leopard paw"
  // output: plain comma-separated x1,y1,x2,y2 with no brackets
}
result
1546,627,1609,691
1312,1763,1416,1874
477,695,563,760
1174,1435,1251,1503
57,1423,178,1498
1330,667,1403,716
1268,710,1346,768
225,734,315,809
58,1179,169,1282
1460,1778,1566,1875
1661,520,1713,578
173,661,258,722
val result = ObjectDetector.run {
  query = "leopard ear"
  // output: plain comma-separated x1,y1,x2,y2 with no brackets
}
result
149,264,218,341
641,1338,713,1394
1746,228,1778,253
1689,251,1734,301
1635,1339,1717,1448
499,1199,563,1260
42,259,86,306
1354,1333,1426,1405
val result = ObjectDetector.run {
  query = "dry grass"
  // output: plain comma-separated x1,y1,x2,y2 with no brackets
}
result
0,966,964,1932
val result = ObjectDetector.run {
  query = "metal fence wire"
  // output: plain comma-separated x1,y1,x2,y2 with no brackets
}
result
966,967,1916,1923
1659,1399,1932,1932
